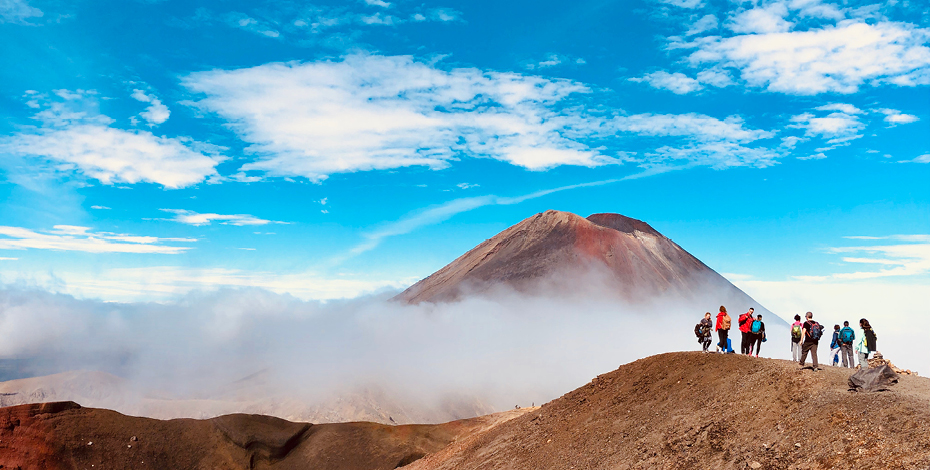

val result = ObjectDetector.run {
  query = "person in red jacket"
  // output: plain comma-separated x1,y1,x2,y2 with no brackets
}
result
738,307,755,355
715,306,731,353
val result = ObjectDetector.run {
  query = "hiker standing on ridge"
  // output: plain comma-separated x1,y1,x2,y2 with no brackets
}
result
856,318,877,369
738,308,755,355
715,306,731,354
790,314,803,362
749,314,765,357
830,324,842,366
695,312,713,352
839,321,855,368
799,311,823,370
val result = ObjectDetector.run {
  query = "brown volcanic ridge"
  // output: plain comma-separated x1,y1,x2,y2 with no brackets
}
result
3,353,929,469
396,210,772,315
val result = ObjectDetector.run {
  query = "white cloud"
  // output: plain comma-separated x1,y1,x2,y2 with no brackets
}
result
131,89,170,126
644,141,781,169
457,183,479,189
522,54,587,71
727,3,792,34
225,12,280,38
695,68,734,87
794,235,930,280
779,135,803,148
1,90,223,189
656,0,704,9
614,113,778,169
911,154,930,163
687,14,718,36
182,55,617,181
360,12,396,25
876,108,920,124
0,257,18,260
526,54,561,70
427,7,461,22
5,267,411,302
90,205,111,210
158,209,284,226
364,0,391,8
0,0,42,24
614,113,773,142
0,225,194,254
630,71,703,94
797,152,827,160
786,0,845,21
632,68,734,93
1,125,223,189
790,110,863,142
687,21,930,94
815,103,862,114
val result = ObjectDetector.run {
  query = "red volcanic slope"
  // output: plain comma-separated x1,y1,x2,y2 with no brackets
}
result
396,210,759,309
0,401,529,470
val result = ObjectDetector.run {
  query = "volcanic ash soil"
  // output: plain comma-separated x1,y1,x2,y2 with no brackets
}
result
408,352,930,470
1,352,929,469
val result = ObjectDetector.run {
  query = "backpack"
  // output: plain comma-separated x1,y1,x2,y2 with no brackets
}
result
720,315,731,330
840,327,854,344
694,323,703,338
791,324,802,340
750,320,762,334
807,321,824,341
864,329,877,352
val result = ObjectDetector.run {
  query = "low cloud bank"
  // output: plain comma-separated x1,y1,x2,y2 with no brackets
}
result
0,277,787,421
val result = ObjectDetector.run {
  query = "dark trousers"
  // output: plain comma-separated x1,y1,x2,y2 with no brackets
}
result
751,334,763,355
800,342,819,368
741,332,752,354
840,343,854,368
717,330,729,351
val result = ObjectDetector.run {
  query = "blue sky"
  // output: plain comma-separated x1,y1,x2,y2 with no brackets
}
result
1,0,929,311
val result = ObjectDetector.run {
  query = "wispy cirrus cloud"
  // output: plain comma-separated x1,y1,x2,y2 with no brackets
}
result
655,0,704,9
180,2,462,46
347,177,642,258
157,209,286,226
0,225,195,254
0,0,43,24
794,235,930,281
521,53,586,71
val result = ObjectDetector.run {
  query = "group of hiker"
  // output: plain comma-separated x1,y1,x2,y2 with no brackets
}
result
790,313,878,370
694,306,766,356
694,307,879,371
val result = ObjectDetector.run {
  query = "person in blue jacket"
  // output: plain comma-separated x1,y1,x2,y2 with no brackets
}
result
830,324,841,366
838,321,855,368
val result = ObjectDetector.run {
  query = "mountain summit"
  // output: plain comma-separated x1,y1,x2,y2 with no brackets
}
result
396,210,768,315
